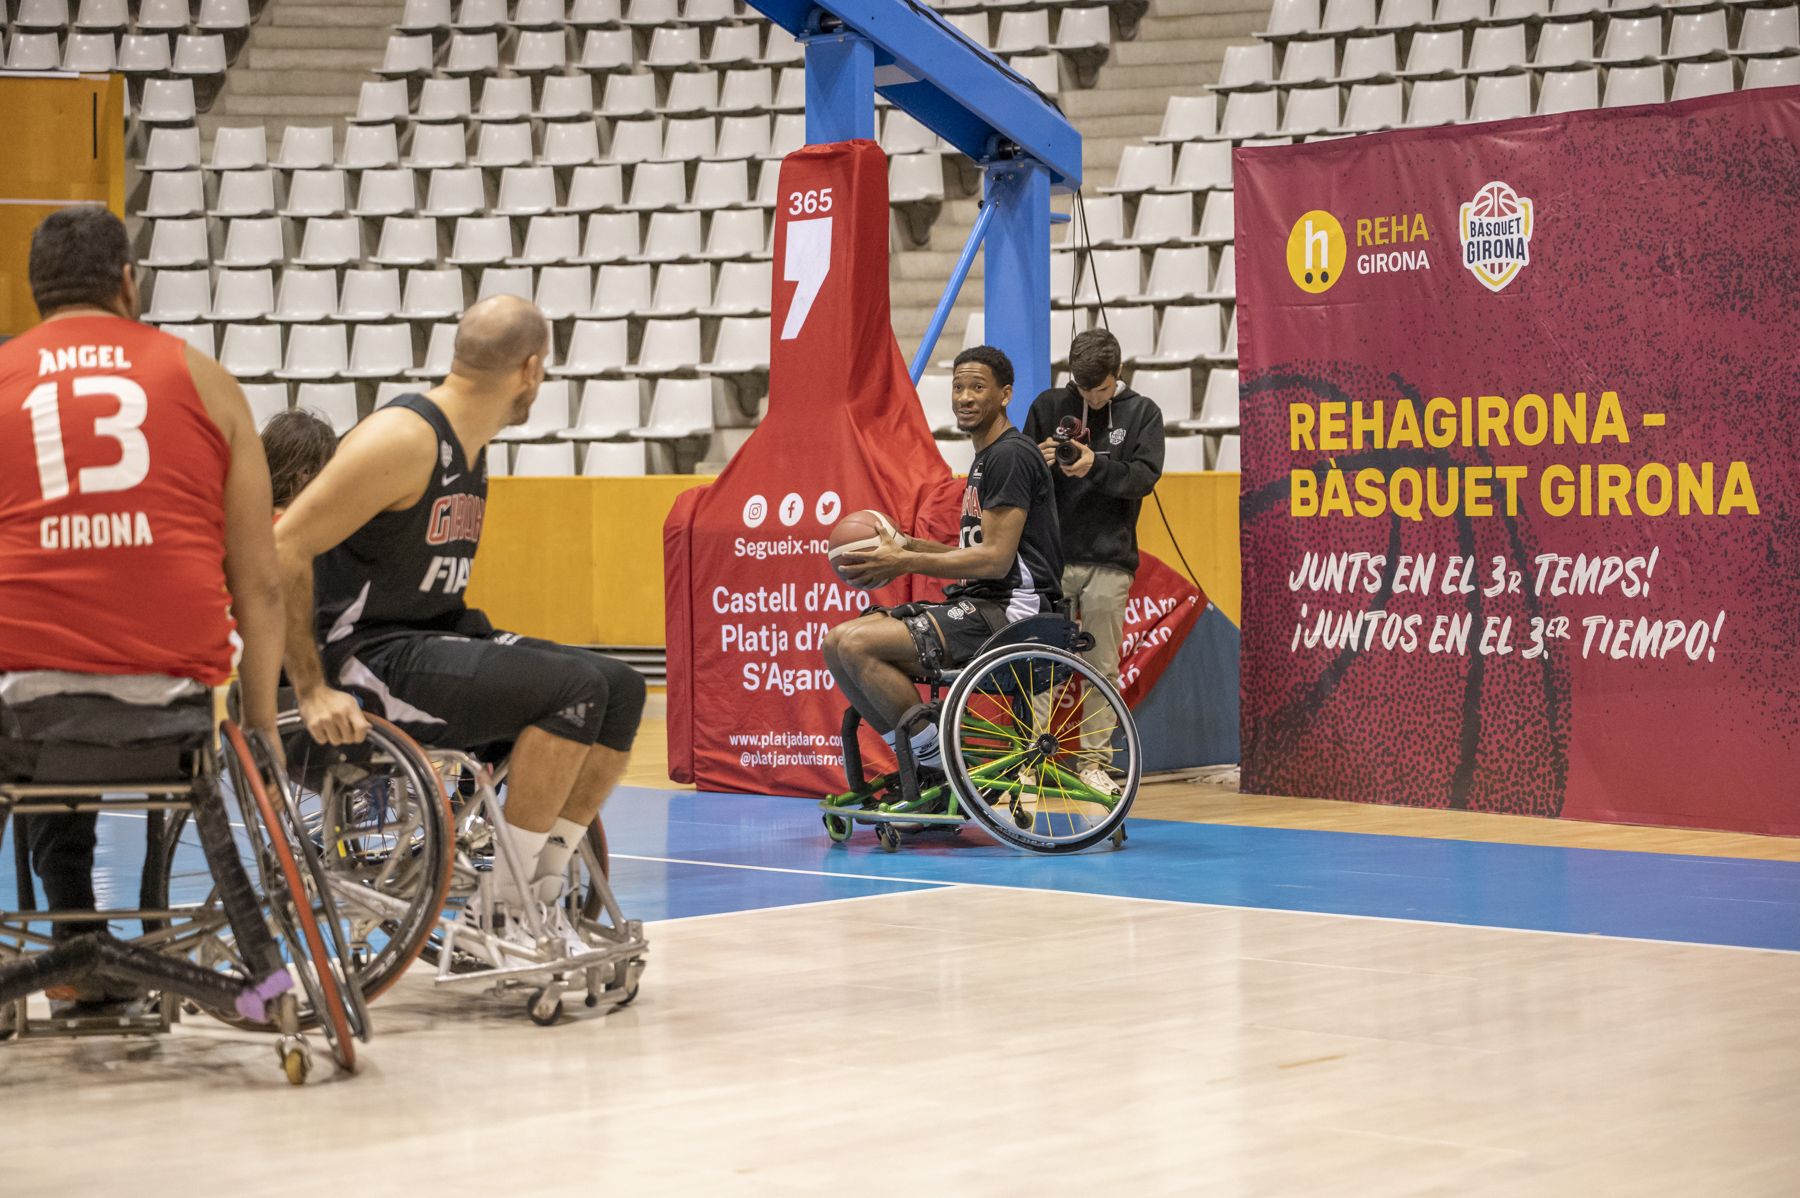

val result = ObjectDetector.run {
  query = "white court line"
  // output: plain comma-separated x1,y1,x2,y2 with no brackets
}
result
613,851,1800,955
650,886,952,927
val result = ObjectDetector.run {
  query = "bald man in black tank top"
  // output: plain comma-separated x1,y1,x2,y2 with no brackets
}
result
275,296,644,941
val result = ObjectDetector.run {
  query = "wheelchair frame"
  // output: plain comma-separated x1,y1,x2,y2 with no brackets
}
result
0,719,363,1084
821,613,1141,854
427,749,647,1026
267,710,647,1026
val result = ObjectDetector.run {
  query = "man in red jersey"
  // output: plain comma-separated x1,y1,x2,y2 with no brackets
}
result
0,207,284,988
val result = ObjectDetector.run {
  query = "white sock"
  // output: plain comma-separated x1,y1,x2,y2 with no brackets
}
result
531,817,587,903
883,724,942,771
497,820,549,907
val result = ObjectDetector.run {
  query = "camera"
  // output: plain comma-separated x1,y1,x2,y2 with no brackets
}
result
1052,415,1089,467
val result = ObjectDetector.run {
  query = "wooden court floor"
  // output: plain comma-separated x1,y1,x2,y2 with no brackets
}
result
5,693,1797,1195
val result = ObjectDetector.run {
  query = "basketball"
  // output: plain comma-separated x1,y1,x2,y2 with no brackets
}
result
826,509,898,588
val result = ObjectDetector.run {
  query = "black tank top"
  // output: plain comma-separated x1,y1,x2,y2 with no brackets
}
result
315,394,490,663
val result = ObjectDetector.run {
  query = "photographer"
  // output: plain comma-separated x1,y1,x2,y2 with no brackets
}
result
1023,329,1165,784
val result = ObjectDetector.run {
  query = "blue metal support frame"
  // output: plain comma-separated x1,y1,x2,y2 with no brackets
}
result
802,30,876,143
908,196,996,385
751,0,1081,417
982,160,1052,424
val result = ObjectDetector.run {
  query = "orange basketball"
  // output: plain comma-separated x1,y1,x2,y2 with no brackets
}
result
826,509,898,589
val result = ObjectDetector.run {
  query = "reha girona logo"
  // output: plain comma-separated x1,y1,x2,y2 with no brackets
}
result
1460,181,1535,293
1286,209,1347,293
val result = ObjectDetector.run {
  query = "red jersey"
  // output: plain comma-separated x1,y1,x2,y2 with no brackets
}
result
0,315,235,684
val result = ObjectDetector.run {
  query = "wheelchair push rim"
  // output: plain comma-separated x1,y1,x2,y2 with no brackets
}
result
942,643,1139,854
278,711,454,1004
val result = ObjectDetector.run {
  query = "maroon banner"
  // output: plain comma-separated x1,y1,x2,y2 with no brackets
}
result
1235,89,1800,834
664,140,961,797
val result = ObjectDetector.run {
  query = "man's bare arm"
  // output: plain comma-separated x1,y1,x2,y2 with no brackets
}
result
186,347,282,737
273,409,435,744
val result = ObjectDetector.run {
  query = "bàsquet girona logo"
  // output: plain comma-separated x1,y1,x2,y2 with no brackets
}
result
1459,181,1535,293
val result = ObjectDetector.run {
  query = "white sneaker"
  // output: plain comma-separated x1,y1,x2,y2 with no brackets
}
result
541,903,592,957
1017,765,1038,795
459,893,544,966
1078,763,1123,798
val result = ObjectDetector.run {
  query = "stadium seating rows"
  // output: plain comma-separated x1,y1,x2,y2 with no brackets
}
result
25,1,1789,470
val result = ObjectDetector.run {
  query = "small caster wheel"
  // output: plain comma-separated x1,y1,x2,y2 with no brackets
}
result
1111,825,1128,849
527,988,564,1026
1011,804,1033,830
877,824,902,853
585,991,600,1008
277,1036,311,1086
823,813,854,843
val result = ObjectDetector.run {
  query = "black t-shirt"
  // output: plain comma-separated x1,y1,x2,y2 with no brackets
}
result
314,394,493,668
951,426,1063,619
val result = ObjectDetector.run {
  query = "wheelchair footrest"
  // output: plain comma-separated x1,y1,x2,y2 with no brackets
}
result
0,930,256,1025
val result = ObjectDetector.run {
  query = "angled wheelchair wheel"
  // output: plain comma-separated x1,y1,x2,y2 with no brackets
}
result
207,712,358,1064
942,643,1139,854
279,711,453,1002
221,721,361,1071
159,724,361,1070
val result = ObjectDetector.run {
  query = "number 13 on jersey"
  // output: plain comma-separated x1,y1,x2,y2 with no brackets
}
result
21,376,151,502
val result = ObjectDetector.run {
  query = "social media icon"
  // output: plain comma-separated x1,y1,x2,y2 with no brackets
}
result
779,492,804,527
743,494,768,529
815,490,842,525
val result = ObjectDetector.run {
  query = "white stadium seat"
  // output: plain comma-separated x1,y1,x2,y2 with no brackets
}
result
146,270,212,323
275,269,341,323
564,379,646,439
344,324,417,379
278,325,350,381
632,377,715,439
582,441,648,476
553,321,633,377
295,383,360,435
208,269,275,322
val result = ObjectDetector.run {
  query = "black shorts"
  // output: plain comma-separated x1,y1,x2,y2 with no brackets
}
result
892,595,1009,675
329,630,646,753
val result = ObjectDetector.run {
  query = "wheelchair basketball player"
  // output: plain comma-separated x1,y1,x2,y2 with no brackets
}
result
272,295,645,955
823,345,1064,787
0,206,287,1008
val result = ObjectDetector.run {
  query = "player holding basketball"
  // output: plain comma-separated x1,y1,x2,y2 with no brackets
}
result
273,295,644,949
0,207,285,1004
824,345,1062,779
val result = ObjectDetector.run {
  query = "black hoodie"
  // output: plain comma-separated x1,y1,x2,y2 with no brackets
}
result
1023,383,1165,575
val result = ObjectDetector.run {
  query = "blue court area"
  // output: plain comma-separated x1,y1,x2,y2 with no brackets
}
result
601,788,1800,952
7,788,1798,953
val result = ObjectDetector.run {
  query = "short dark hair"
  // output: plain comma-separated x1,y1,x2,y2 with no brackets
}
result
1068,329,1121,391
29,205,133,317
951,344,1014,390
262,409,339,509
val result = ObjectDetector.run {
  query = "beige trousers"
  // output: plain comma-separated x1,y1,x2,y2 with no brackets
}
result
1055,563,1134,754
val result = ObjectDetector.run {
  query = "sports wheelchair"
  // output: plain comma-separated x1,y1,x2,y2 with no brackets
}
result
274,712,646,1026
0,675,365,1084
821,610,1140,854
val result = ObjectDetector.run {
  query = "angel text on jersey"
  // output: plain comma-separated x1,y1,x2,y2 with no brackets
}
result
427,493,485,545
36,345,133,376
419,555,472,595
